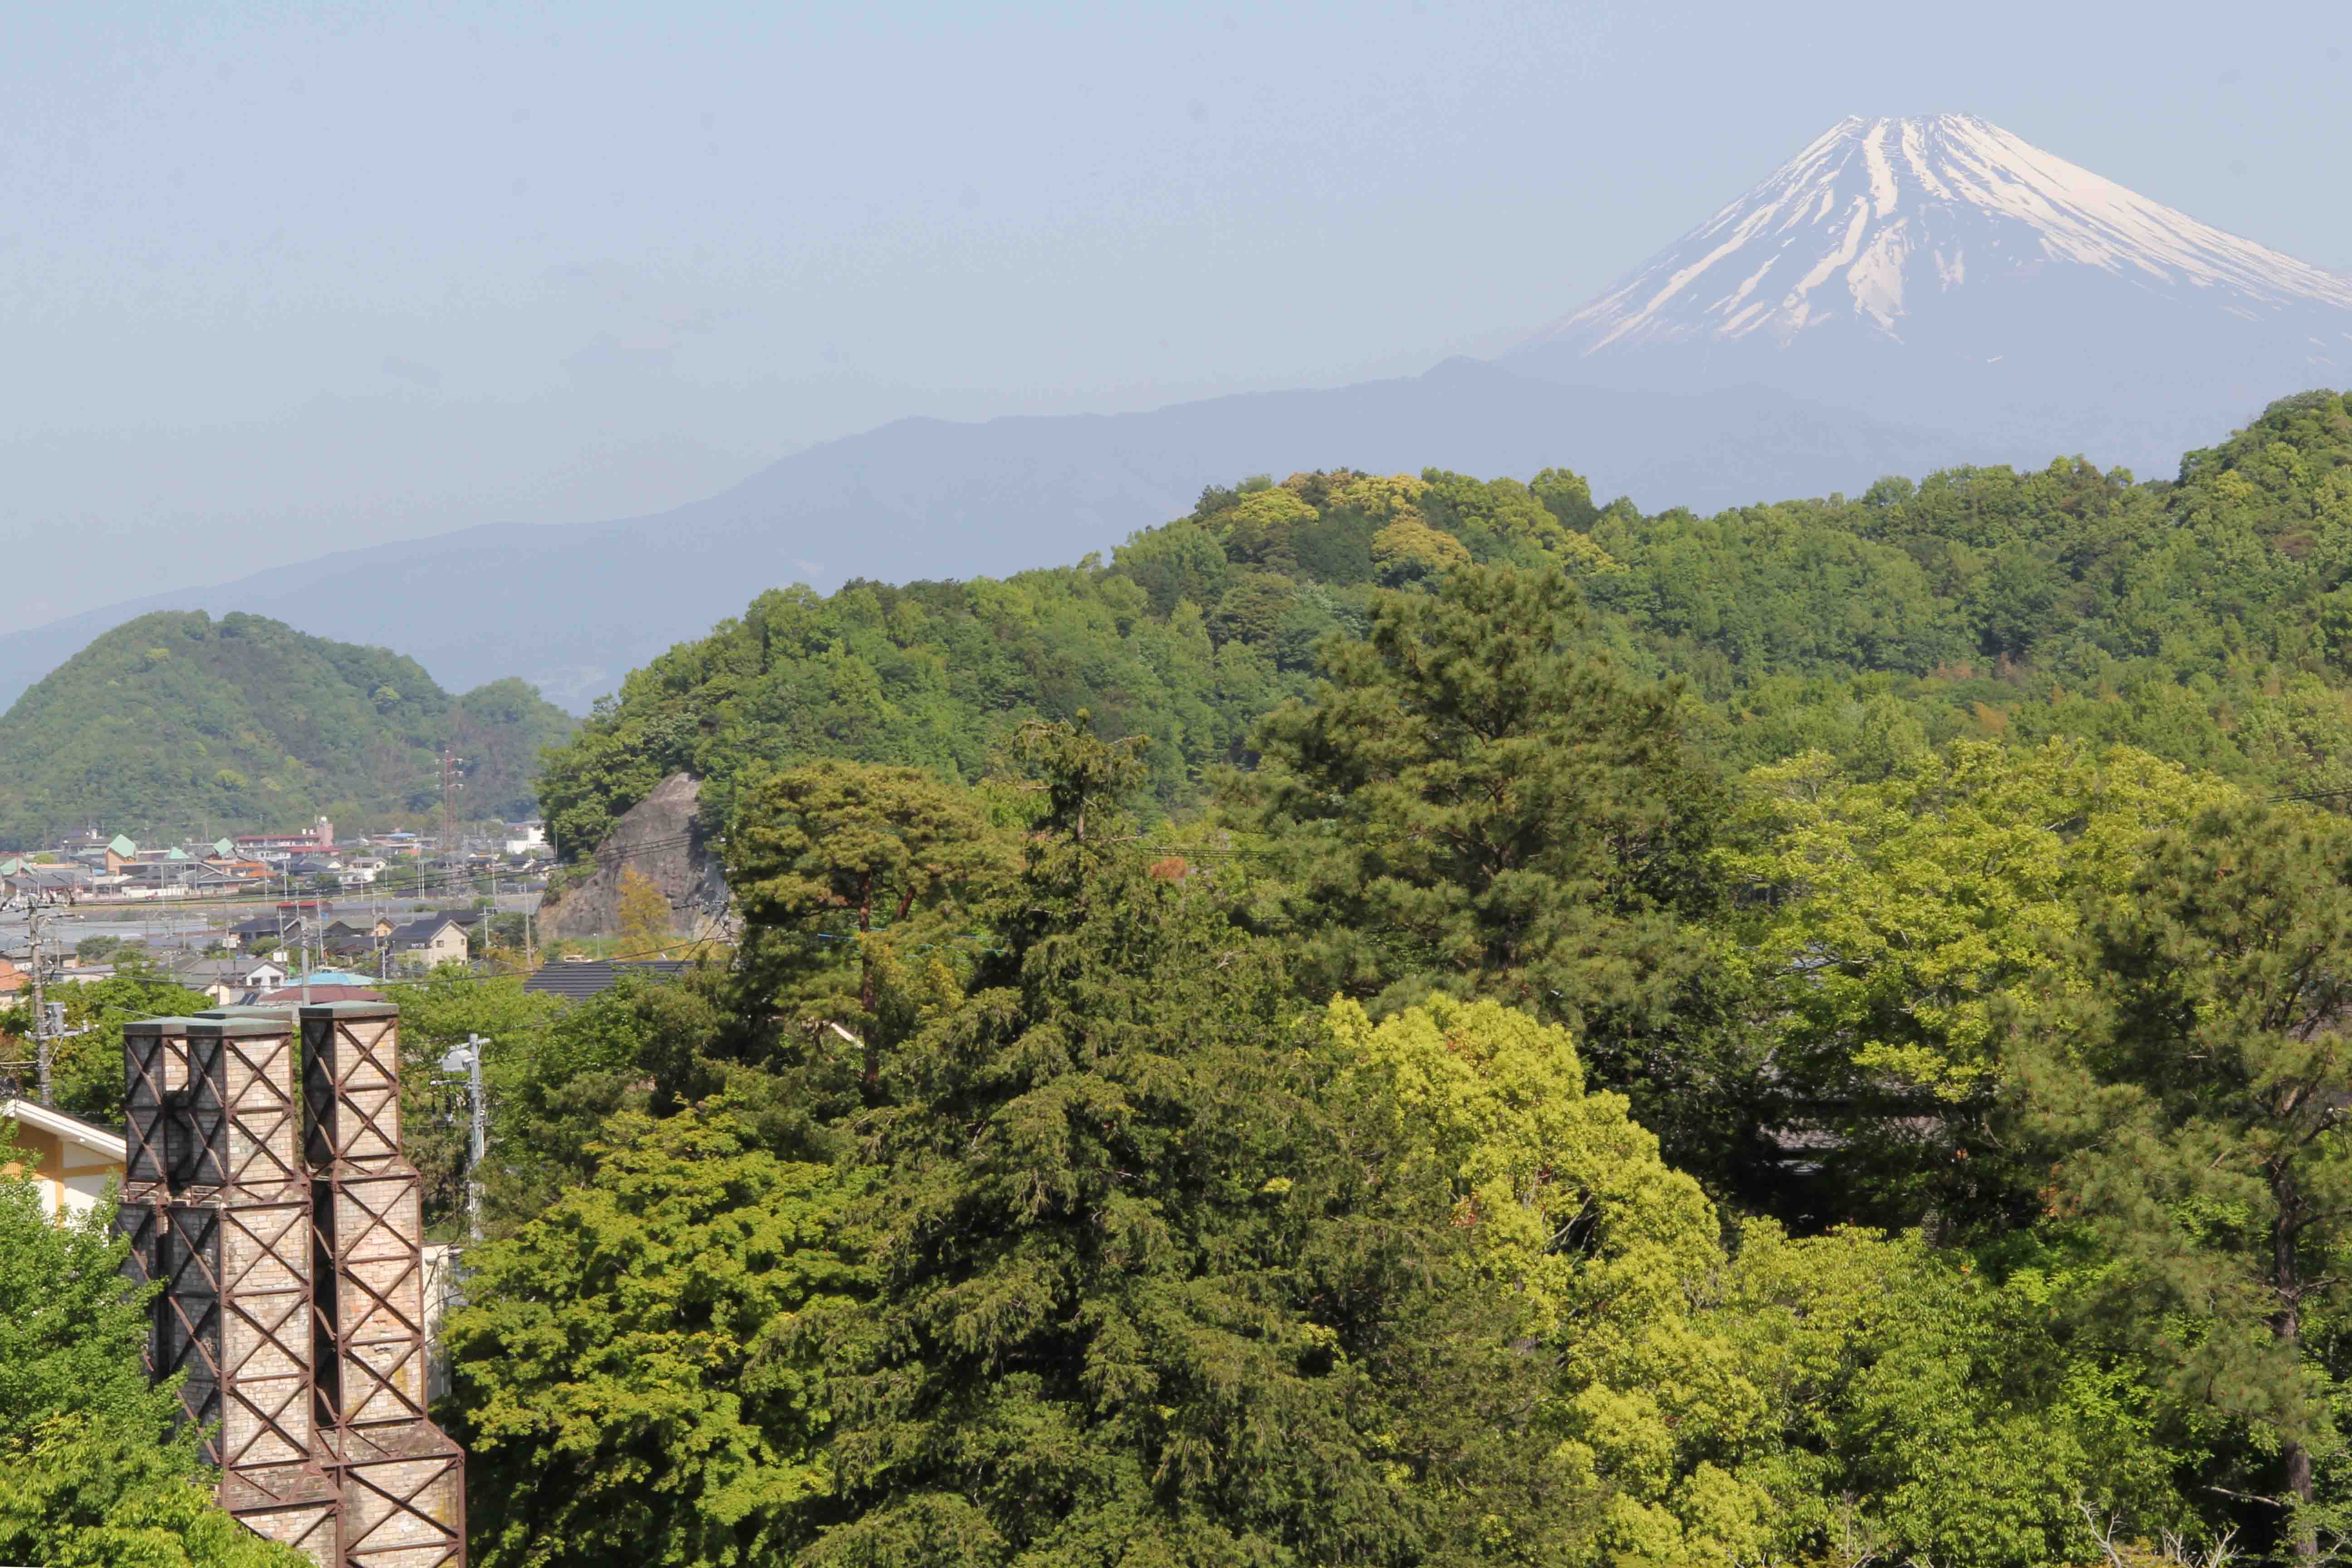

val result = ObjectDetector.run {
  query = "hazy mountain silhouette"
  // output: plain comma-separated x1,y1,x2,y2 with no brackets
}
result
17,114,2342,715
0,362,1972,713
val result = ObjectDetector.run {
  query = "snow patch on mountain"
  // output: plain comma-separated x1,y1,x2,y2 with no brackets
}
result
1519,114,2352,360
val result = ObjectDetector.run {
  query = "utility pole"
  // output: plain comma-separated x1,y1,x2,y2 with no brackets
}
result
437,748,465,842
466,1034,485,1245
437,1034,489,1247
26,900,52,1106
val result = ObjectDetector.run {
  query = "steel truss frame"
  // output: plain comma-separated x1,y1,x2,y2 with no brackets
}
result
120,1006,465,1568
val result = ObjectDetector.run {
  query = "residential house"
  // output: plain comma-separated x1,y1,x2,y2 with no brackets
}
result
1,1099,127,1219
181,865,256,895
522,956,692,1000
228,914,305,953
502,821,547,858
0,858,92,902
335,856,387,889
385,916,469,970
0,954,26,995
320,917,394,961
172,955,290,1007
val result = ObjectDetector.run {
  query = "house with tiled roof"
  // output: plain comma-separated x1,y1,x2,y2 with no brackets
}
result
522,956,693,1000
172,955,291,1007
385,916,470,970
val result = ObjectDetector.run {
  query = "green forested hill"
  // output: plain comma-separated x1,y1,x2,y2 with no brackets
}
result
368,386,2352,1565
0,611,573,845
539,389,2352,852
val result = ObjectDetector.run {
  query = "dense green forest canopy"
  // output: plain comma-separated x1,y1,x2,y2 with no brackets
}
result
0,610,573,845
537,389,2352,853
436,706,2352,1566
32,393,2352,1565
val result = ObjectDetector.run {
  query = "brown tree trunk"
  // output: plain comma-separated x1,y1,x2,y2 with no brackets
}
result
2273,1172,2316,1561
859,872,880,1100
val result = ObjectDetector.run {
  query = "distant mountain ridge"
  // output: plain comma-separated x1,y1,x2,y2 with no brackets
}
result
0,610,574,848
0,363,1981,714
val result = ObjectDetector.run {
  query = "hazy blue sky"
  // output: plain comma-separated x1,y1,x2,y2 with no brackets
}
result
6,0,2348,624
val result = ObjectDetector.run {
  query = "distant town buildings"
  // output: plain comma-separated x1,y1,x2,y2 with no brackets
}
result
231,814,335,859
0,815,554,1029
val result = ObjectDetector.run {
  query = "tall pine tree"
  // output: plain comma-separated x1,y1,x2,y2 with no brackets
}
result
801,716,1582,1566
2020,802,2352,1558
1246,564,1746,1178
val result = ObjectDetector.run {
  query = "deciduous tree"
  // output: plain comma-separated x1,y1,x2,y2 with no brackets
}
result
0,1136,304,1567
446,1105,868,1567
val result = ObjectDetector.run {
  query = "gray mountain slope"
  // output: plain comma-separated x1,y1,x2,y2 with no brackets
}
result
0,361,1977,714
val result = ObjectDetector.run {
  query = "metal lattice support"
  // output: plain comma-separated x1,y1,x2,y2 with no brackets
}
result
219,1463,342,1567
311,1170,431,1432
122,1017,191,1190
334,1428,467,1568
114,1196,167,1376
120,1018,190,1381
302,1005,404,1169
155,1198,318,1471
303,1002,466,1567
184,1018,309,1194
123,1002,465,1567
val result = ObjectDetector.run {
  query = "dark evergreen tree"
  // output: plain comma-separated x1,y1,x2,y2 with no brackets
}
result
800,716,1582,1566
1246,564,1752,1177
2018,802,2352,1558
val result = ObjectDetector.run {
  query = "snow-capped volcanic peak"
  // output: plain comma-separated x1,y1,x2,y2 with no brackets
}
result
1524,114,2352,357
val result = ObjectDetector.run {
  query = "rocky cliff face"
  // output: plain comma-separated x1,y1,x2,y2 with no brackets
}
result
544,771,729,943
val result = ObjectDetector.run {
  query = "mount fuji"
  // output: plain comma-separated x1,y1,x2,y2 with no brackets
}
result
1505,114,2352,469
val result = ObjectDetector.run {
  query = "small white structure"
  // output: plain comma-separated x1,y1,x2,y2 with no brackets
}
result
2,1098,127,1219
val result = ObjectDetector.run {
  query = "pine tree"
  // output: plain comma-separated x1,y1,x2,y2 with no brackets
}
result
801,715,1580,1566
1247,563,1746,1175
2019,802,2352,1558
725,760,1006,1102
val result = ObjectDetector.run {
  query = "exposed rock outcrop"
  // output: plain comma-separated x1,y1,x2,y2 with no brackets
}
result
544,772,729,942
